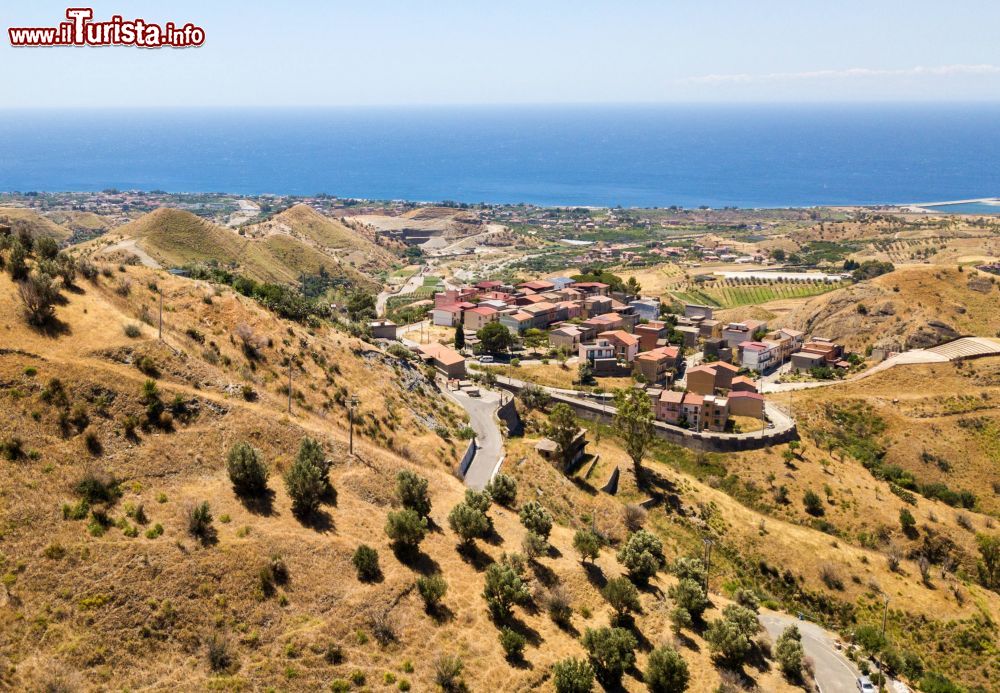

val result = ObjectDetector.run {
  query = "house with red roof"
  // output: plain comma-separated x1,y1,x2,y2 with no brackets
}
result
635,346,681,385
463,305,498,331
598,330,639,363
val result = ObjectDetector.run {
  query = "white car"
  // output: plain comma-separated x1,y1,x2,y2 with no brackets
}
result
480,355,494,363
857,676,876,692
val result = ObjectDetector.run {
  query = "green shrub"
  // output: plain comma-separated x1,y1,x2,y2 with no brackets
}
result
416,574,447,610
668,579,708,620
581,627,636,686
485,472,517,507
602,576,640,621
552,657,595,693
448,501,489,545
226,441,269,496
284,437,331,518
352,545,381,582
74,472,121,505
206,633,233,672
482,555,530,620
385,508,428,550
573,528,602,563
395,469,431,517
617,529,664,583
518,500,553,539
498,627,526,659
705,604,759,665
187,501,213,539
124,324,142,338
775,625,804,679
645,645,689,692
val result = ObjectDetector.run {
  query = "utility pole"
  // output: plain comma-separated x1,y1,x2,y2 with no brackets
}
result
876,594,890,689
349,395,360,455
158,289,163,341
287,360,293,414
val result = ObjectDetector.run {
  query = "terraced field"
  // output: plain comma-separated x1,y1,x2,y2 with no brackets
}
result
672,279,846,308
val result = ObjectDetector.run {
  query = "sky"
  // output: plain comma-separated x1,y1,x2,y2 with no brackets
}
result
3,0,1000,107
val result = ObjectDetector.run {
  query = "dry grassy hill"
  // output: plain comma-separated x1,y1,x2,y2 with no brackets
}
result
0,207,74,242
87,208,379,291
244,204,397,274
0,258,803,692
781,265,1000,351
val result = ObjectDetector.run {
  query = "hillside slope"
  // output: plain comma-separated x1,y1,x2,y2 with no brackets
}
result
781,265,1000,351
244,204,397,273
0,206,73,242
1,261,800,692
88,208,378,290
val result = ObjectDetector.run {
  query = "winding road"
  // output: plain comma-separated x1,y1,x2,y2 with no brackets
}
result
444,386,505,490
759,610,860,693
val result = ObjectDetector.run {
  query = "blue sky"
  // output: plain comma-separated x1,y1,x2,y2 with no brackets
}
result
4,0,1000,107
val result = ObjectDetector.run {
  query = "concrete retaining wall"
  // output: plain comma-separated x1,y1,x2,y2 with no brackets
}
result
457,439,477,478
496,395,523,437
496,380,796,453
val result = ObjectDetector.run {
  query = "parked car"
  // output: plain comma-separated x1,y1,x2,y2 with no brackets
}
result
857,676,876,692
480,355,494,363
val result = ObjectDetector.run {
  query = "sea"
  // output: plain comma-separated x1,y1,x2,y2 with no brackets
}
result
1,104,999,209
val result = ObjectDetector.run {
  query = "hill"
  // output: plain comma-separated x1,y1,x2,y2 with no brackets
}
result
87,208,379,291
0,206,73,242
243,204,397,273
2,234,996,692
780,265,1000,351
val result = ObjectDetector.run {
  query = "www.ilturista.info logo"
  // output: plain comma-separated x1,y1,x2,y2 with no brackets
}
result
8,8,205,48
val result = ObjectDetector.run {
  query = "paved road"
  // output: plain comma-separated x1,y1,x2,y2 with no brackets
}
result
493,373,795,442
376,265,427,317
759,611,859,693
445,386,505,490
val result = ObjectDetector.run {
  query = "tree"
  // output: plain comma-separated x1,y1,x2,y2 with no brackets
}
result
17,271,60,326
448,501,489,545
416,574,447,610
284,443,329,518
35,236,59,260
346,290,376,322
547,403,580,470
499,627,526,659
617,529,664,583
602,576,640,621
645,645,689,692
187,501,213,539
352,545,381,582
775,625,804,679
464,488,492,514
803,489,824,516
668,579,708,620
976,533,1000,589
477,321,514,355
672,556,707,585
523,328,548,354
625,276,641,296
552,657,595,693
613,388,654,481
577,359,595,386
385,508,428,550
705,605,759,664
899,508,917,535
226,442,269,496
522,531,549,559
8,240,28,281
396,469,432,518
519,500,553,539
581,627,637,686
669,605,693,636
486,473,517,507
482,556,530,620
573,528,602,563
453,322,465,350
519,383,551,411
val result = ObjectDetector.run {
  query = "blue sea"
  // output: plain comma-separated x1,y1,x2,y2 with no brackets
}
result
1,104,999,208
